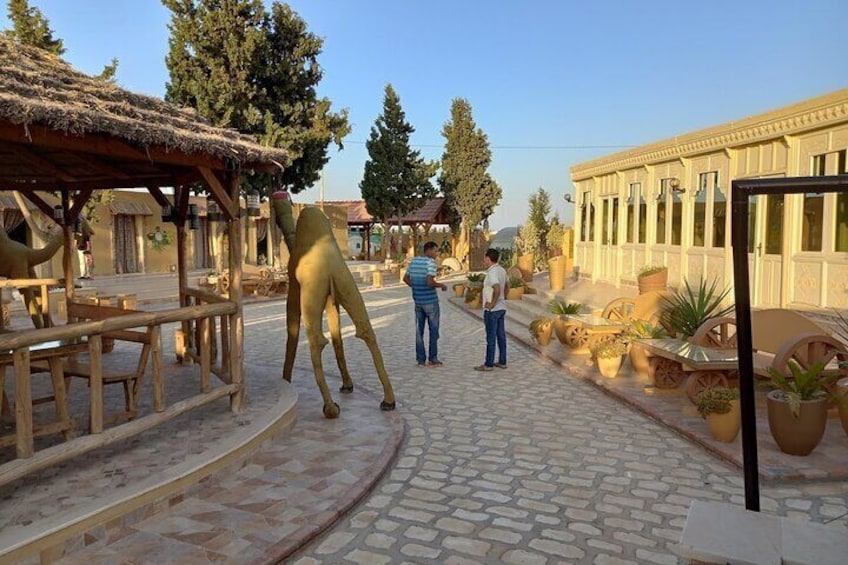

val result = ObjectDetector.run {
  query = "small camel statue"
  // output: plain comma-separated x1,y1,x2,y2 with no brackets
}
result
271,190,395,418
0,220,63,328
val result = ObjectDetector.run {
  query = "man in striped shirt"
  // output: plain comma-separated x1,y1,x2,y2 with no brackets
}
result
403,241,447,367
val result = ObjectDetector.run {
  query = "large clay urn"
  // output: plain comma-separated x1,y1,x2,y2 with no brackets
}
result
517,253,534,283
629,344,650,378
637,268,668,294
766,391,828,456
548,256,566,291
706,399,741,443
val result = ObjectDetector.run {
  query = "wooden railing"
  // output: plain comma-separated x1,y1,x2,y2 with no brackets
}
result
0,300,238,487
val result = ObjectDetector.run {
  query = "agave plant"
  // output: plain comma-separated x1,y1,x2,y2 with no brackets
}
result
661,278,733,338
548,299,582,315
765,361,842,419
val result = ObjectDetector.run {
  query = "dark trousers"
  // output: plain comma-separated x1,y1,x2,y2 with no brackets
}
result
483,309,506,367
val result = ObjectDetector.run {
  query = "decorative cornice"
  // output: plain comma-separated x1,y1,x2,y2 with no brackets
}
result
570,88,848,181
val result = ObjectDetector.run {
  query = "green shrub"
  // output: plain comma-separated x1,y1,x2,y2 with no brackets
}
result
529,317,553,342
696,387,739,418
661,278,733,338
590,339,628,359
548,299,581,315
637,264,667,277
508,275,525,288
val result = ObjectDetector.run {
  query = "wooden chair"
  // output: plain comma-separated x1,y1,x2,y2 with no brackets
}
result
51,302,154,426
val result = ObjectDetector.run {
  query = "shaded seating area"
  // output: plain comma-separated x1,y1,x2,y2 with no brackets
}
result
0,37,289,485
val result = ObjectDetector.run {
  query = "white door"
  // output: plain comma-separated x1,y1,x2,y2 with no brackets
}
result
748,194,784,307
599,196,619,283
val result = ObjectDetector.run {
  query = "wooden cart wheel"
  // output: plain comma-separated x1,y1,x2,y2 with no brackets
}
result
568,326,590,350
648,357,686,389
690,317,737,350
602,298,635,323
771,331,848,376
685,371,730,403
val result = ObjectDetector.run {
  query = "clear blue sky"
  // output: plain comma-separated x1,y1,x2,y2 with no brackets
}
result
3,1,847,230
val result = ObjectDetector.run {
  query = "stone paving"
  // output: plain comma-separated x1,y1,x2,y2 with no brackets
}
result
290,285,848,565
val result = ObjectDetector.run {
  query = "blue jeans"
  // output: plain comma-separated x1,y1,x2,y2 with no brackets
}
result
415,302,440,364
484,309,507,367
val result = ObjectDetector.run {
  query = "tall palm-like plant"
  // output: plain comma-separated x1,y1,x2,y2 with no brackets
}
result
549,299,582,315
661,278,733,338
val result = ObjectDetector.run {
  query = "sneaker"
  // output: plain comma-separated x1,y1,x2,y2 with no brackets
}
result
494,363,508,369
474,364,493,372
428,360,443,367
417,362,426,367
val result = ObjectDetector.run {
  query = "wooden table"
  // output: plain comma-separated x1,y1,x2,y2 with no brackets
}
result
0,338,86,458
561,313,627,351
637,338,740,402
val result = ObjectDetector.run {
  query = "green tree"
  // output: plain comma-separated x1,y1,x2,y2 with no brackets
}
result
528,187,552,255
439,98,501,267
360,84,437,258
5,0,64,55
163,0,350,195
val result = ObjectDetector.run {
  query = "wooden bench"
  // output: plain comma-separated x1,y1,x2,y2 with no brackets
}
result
45,302,155,426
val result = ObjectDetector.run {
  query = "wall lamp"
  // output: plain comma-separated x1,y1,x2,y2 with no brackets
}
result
564,193,575,203
188,203,200,230
669,177,686,194
53,204,64,224
207,197,222,222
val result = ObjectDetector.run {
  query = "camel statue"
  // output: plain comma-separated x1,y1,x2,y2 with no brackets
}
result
0,220,63,328
271,190,395,418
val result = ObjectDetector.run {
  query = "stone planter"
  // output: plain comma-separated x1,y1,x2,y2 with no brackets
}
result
629,343,651,378
766,390,828,456
553,317,571,344
506,286,524,300
706,399,741,442
596,356,623,378
517,253,534,283
532,323,553,346
837,378,848,436
637,268,668,294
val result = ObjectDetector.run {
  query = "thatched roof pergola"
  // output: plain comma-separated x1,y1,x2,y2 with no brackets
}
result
0,37,291,475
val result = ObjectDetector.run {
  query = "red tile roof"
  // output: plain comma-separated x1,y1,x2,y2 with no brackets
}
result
322,198,447,226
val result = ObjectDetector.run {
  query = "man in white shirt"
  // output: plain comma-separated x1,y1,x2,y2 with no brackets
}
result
474,248,509,371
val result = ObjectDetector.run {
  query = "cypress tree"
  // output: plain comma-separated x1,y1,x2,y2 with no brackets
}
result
5,0,64,55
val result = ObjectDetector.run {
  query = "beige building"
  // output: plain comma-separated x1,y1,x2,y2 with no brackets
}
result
569,88,848,310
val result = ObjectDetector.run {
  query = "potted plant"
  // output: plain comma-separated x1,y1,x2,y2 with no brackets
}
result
453,282,466,298
464,285,482,309
696,387,741,442
549,299,582,344
466,272,485,288
624,320,667,377
590,339,628,378
506,276,525,300
529,317,554,346
637,264,668,294
661,277,733,339
765,361,843,456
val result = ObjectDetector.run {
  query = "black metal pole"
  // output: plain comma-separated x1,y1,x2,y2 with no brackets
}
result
730,181,760,512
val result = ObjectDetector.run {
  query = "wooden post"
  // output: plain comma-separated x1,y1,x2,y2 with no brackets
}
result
88,335,103,434
200,316,211,393
151,325,164,412
175,186,191,364
61,192,74,316
227,173,245,411
14,348,33,458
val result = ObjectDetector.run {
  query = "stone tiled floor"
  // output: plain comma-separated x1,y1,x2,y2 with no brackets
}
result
290,287,848,564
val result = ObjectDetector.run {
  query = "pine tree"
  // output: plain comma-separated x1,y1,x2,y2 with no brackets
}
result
439,98,501,267
163,0,350,195
360,84,437,258
5,0,64,55
528,187,552,255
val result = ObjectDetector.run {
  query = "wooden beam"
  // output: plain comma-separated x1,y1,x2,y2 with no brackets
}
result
198,167,236,220
146,185,171,210
69,189,94,221
19,192,55,219
227,171,245,411
8,145,77,182
0,122,231,171
0,176,180,192
75,154,131,179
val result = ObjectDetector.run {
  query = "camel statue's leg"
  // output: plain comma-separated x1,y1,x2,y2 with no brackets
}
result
301,284,339,419
325,292,354,394
21,287,44,329
282,277,302,383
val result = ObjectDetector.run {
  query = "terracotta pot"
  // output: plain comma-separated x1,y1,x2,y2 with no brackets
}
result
466,295,482,309
637,268,668,294
506,286,524,300
706,399,741,442
837,378,848,436
597,356,623,378
517,253,534,283
553,317,571,344
453,284,466,298
548,256,567,291
629,343,651,378
533,324,553,346
766,390,828,456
